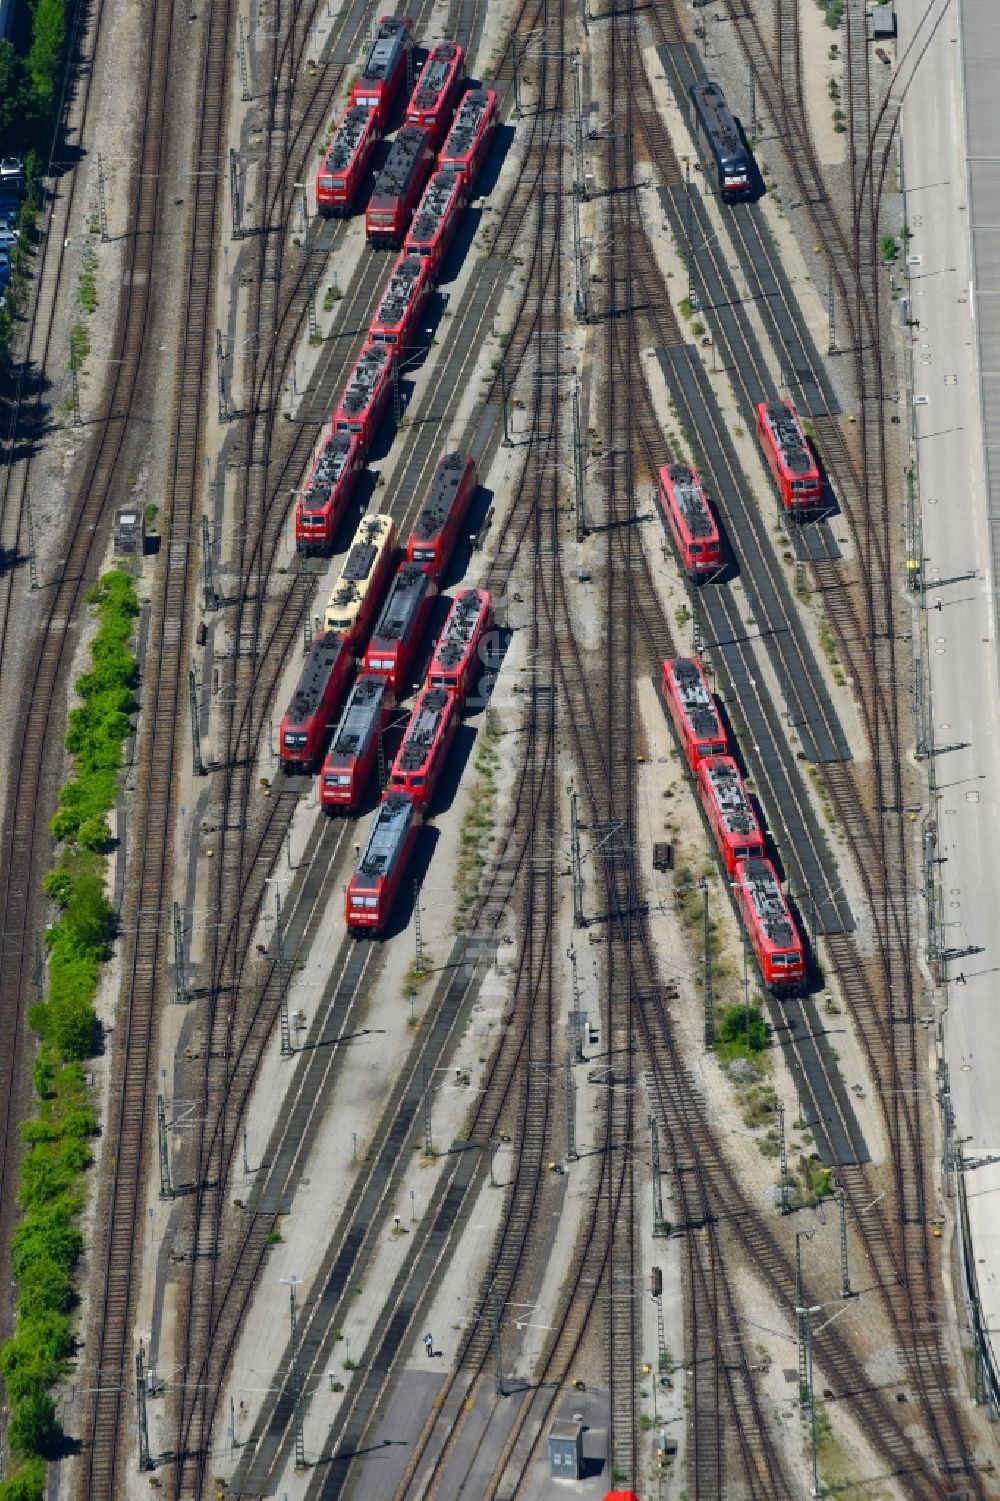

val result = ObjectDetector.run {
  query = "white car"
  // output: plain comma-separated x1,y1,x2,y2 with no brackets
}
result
0,227,17,250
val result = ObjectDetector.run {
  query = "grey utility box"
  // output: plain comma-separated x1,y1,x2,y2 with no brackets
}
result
872,4,896,37
548,1420,584,1480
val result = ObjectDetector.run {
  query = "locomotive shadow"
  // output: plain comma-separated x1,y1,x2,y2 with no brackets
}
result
734,120,766,203
437,204,482,287
378,823,442,940
427,718,479,817
439,482,494,586
469,121,516,202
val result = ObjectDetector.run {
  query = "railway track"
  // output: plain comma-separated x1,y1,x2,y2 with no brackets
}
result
636,0,986,1485
77,0,234,1492
0,0,125,1346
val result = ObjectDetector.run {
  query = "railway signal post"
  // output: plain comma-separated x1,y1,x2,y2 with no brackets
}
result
570,789,584,926
157,1094,173,1200
777,1101,790,1214
700,876,714,1046
25,491,38,591
564,1053,577,1160
188,666,204,776
136,1341,154,1471
650,1116,669,1237
280,1276,306,1470
835,1179,852,1298
173,901,186,1004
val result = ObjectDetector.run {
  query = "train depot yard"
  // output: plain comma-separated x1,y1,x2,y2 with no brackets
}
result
0,0,999,1498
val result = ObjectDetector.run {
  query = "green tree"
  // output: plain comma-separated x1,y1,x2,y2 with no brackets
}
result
0,1456,46,1501
0,41,30,145
7,1392,60,1458
718,1002,767,1053
27,0,65,108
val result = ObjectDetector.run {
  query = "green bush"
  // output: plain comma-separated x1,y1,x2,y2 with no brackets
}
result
0,571,138,1477
0,1456,46,1501
7,1393,59,1459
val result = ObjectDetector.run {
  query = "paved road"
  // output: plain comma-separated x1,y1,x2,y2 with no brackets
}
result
903,0,1000,1372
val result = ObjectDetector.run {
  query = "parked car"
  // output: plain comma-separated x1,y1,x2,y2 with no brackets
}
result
0,200,21,227
0,227,17,250
0,158,24,191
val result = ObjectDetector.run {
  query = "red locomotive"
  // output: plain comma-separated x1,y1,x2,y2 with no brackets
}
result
320,675,396,812
405,451,476,579
350,15,413,130
404,168,463,281
696,755,765,876
438,87,497,191
657,462,722,576
333,342,395,450
368,252,431,352
406,42,465,147
363,561,437,692
755,399,821,511
294,431,363,555
388,685,457,807
732,856,806,990
279,632,353,771
316,106,380,217
346,791,422,932
427,589,493,701
660,657,726,773
366,125,434,247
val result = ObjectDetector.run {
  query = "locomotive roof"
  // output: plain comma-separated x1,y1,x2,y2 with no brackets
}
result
374,125,427,195
739,857,796,946
326,107,373,173
410,43,461,108
373,255,425,326
701,756,758,838
331,674,389,758
372,561,430,641
330,516,392,603
357,791,417,878
668,658,723,740
408,169,461,242
287,632,348,723
664,462,714,540
690,79,743,158
360,16,409,82
412,452,471,540
398,687,450,768
442,88,492,157
340,344,391,415
434,589,487,668
762,402,813,476
304,432,355,504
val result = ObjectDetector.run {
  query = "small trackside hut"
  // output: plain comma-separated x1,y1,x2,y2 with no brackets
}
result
688,79,753,201
320,675,396,812
346,791,422,932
